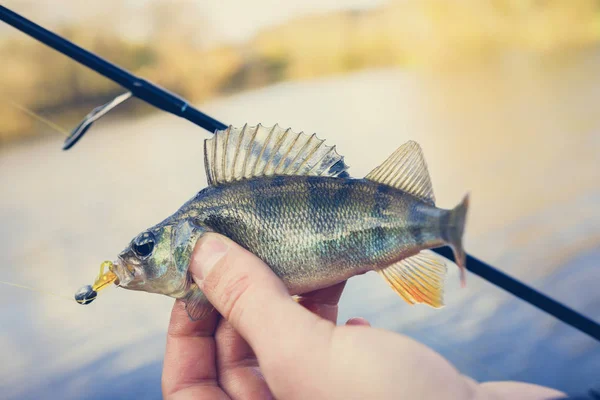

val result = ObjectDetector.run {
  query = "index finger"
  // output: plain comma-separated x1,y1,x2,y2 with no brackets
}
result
296,280,347,323
161,300,228,399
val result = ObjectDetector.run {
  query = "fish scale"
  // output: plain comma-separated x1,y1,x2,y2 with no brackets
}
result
107,124,469,319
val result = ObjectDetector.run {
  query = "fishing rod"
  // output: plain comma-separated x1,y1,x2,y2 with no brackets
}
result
0,6,226,149
1,5,598,342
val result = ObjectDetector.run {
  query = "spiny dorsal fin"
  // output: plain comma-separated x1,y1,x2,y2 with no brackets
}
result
365,141,435,205
204,124,349,185
377,250,447,308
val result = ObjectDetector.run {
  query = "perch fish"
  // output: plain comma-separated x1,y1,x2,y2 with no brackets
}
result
78,124,469,320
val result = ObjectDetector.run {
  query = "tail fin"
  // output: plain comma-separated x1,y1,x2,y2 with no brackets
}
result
446,193,469,287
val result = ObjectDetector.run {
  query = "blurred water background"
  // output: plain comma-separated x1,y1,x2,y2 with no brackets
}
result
1,1,599,398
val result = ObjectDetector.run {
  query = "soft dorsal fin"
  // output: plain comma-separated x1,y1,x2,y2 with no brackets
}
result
377,250,447,308
365,141,435,205
204,124,349,185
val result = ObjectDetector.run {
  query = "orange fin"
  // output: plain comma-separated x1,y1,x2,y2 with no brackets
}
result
377,250,447,308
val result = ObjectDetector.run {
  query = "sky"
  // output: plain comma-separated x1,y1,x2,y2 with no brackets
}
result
2,0,387,45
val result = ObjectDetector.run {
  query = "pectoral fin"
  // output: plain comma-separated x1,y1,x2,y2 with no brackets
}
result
377,250,447,308
184,285,214,321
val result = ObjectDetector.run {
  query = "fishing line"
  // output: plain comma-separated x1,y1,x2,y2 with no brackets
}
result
1,4,599,342
0,280,75,302
0,279,113,304
3,97,69,137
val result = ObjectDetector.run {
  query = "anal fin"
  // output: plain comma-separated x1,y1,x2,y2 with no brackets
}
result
377,250,447,308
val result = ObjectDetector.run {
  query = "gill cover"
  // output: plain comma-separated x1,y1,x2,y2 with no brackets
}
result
172,219,207,275
171,219,215,321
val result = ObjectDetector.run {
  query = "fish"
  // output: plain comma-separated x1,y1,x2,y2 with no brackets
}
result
109,124,469,320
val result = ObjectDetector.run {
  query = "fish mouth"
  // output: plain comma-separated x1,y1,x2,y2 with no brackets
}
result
111,258,135,287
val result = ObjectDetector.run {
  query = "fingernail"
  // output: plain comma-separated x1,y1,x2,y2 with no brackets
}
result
345,317,371,327
190,234,228,280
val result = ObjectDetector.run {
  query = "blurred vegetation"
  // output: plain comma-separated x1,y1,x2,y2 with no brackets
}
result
1,0,600,144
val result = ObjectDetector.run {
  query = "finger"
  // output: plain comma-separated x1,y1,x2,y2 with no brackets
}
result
189,234,335,393
345,317,371,327
479,381,566,399
296,281,346,323
162,300,230,399
215,319,273,400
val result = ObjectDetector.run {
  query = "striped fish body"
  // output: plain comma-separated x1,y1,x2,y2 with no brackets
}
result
112,124,469,320
181,175,448,295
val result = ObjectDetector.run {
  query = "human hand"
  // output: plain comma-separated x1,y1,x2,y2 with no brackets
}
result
162,233,566,400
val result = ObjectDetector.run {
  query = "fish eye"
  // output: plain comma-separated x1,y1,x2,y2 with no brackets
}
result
132,232,155,258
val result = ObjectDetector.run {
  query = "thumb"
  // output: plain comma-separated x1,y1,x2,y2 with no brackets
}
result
188,233,333,371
